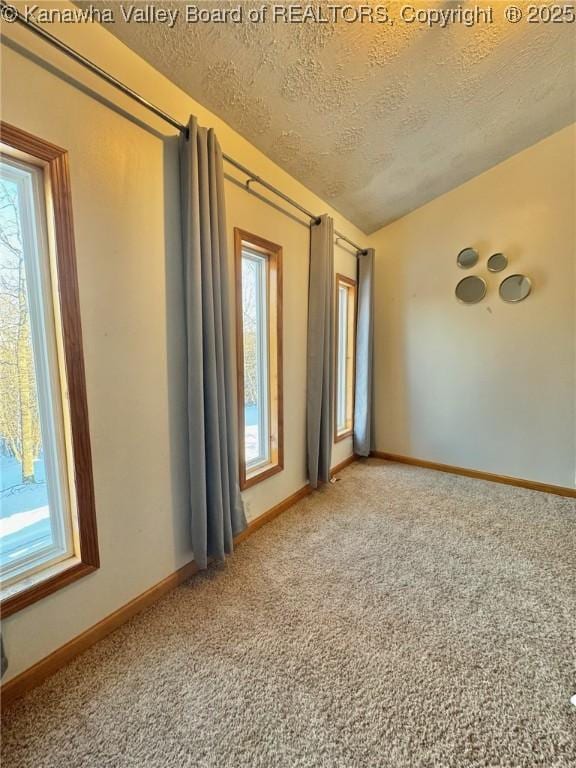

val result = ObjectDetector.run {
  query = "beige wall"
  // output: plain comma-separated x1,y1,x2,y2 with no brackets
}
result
371,124,576,488
0,9,363,681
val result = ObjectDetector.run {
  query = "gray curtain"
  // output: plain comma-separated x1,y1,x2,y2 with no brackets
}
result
306,215,334,487
179,116,246,569
354,248,375,456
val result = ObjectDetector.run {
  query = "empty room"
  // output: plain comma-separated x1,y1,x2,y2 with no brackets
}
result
0,1,575,765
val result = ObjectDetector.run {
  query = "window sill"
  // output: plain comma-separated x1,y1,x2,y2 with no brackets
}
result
241,461,283,490
0,557,98,617
335,429,353,443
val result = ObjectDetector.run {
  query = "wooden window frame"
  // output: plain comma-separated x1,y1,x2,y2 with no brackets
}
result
334,274,357,442
234,229,283,490
0,123,99,617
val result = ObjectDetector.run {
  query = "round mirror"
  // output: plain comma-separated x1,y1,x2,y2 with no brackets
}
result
457,247,479,269
487,252,507,272
455,275,487,304
499,274,531,303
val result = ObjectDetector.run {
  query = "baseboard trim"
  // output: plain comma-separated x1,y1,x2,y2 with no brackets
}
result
0,559,200,706
234,483,312,545
1,475,331,706
330,453,358,477
371,452,576,498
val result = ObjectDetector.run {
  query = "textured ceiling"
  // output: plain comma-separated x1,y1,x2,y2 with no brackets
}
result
80,1,575,233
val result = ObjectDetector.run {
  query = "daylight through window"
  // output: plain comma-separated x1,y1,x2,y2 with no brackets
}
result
0,157,73,585
335,274,356,440
235,230,283,489
0,124,98,616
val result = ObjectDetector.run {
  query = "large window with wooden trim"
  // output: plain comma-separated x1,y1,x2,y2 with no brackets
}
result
234,229,283,489
0,124,98,616
335,274,357,441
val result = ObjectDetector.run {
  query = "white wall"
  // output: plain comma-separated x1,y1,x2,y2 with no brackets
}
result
371,125,576,488
1,8,363,681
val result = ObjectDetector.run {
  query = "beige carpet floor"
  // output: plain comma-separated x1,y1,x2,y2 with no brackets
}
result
2,459,576,767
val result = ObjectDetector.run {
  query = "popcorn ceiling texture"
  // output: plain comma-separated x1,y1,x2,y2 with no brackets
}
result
78,0,576,232
78,2,575,233
2,460,576,767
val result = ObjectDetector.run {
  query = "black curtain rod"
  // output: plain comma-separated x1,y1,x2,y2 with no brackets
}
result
2,1,368,256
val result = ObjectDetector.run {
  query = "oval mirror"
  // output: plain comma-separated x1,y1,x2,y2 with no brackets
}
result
455,275,487,304
457,247,479,269
499,274,531,303
487,252,507,272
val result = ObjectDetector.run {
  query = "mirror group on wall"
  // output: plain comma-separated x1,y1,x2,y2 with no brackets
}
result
455,247,532,304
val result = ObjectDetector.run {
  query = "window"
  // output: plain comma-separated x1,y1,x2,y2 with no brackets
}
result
235,229,283,489
0,123,98,615
335,274,356,441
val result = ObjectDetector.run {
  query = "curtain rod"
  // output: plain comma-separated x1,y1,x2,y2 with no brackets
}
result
3,2,368,256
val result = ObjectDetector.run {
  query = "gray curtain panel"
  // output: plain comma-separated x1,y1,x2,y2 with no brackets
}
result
306,214,335,487
179,116,246,569
354,248,375,456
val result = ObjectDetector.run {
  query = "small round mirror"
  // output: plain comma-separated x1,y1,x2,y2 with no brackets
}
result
487,252,507,272
457,247,479,269
499,274,531,303
455,275,487,304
